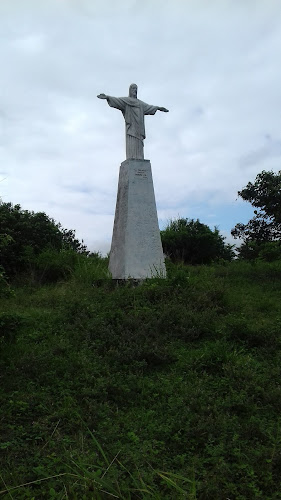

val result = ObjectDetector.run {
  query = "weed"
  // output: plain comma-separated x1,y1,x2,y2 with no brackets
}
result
0,260,281,498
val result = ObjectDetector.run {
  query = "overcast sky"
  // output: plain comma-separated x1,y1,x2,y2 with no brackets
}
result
1,0,281,253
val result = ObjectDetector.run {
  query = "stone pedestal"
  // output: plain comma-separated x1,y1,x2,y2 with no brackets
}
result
109,159,166,279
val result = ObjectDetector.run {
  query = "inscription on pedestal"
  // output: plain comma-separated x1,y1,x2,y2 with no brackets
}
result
135,169,148,179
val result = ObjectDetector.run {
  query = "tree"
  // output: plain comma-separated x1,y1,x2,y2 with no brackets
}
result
160,218,234,265
231,170,281,242
0,202,88,276
231,170,281,261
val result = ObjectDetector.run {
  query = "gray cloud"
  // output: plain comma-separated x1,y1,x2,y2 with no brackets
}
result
239,137,281,167
1,0,281,252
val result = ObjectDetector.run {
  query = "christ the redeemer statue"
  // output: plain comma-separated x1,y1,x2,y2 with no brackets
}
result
97,83,169,160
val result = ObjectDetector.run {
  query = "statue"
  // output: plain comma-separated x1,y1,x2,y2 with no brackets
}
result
97,84,169,160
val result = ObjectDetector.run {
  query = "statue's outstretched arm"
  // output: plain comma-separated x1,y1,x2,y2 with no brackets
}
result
144,103,169,116
97,95,126,112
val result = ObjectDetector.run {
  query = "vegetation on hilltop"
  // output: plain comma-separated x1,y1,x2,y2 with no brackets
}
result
1,171,281,498
0,202,87,278
1,257,281,498
161,218,234,264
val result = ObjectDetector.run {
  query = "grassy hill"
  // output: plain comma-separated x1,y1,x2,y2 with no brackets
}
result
1,258,281,499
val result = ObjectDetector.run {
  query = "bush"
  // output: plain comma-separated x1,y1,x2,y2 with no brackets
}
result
161,218,234,264
33,249,79,283
0,202,87,277
237,241,281,262
0,312,24,343
0,235,14,296
0,265,13,298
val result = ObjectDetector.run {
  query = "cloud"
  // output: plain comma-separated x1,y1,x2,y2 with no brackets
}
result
1,0,281,253
239,137,281,167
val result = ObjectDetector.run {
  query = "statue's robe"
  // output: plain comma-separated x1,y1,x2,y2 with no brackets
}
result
105,96,158,159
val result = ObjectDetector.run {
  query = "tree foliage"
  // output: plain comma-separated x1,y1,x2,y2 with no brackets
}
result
231,170,281,261
161,218,234,264
236,240,281,262
231,170,281,242
0,202,87,277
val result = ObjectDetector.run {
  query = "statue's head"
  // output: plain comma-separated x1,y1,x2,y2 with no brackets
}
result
129,83,138,98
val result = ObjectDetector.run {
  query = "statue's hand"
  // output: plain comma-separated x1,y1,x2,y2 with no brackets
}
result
97,93,107,99
158,107,169,112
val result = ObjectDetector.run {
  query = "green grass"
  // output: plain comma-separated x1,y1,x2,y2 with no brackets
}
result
1,259,281,498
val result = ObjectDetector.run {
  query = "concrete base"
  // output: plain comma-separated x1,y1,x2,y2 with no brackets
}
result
109,159,166,279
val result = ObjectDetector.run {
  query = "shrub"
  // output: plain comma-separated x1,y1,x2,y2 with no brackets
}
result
0,202,87,277
33,249,79,283
0,312,24,343
237,241,281,261
161,218,234,264
0,265,13,298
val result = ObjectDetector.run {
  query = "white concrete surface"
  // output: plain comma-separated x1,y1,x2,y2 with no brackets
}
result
109,159,166,279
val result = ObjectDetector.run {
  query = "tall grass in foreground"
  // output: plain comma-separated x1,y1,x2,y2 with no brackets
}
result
1,429,197,499
1,258,281,498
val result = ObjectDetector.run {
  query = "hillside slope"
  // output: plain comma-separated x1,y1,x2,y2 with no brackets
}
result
1,260,281,499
